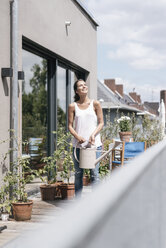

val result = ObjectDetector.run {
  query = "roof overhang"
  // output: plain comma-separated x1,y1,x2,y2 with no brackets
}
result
137,111,157,118
100,102,140,112
74,0,99,27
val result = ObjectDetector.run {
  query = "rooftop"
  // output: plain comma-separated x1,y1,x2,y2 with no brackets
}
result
97,80,140,112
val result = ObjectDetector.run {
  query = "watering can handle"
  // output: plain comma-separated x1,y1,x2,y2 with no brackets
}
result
74,141,92,163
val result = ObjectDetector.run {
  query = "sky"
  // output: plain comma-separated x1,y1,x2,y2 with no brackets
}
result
83,0,166,102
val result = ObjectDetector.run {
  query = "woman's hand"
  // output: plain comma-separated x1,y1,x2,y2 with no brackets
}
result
77,136,86,144
89,134,95,145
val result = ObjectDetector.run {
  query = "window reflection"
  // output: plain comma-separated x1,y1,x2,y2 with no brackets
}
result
22,49,85,157
57,66,66,130
22,50,47,166
71,71,75,103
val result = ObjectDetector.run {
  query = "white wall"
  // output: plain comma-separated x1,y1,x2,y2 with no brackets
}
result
0,0,12,181
19,0,97,99
0,0,98,181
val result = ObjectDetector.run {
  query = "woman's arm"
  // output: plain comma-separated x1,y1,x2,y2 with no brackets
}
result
89,100,104,144
68,103,86,144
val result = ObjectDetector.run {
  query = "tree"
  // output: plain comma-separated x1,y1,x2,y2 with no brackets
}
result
22,59,66,142
22,59,47,141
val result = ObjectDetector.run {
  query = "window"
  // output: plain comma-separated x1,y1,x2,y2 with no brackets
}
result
57,66,66,129
22,37,87,155
71,71,76,102
22,50,47,159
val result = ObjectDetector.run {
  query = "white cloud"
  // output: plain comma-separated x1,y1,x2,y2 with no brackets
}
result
109,42,166,69
84,0,166,70
83,0,166,102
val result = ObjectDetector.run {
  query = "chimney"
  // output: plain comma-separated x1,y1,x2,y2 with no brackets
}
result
129,92,137,102
137,95,141,104
104,79,116,92
160,90,166,104
116,84,123,97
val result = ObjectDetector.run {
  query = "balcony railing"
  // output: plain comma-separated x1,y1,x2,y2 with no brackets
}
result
5,138,166,248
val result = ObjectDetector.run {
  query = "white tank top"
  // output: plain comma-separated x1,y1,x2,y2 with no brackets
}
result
73,100,102,148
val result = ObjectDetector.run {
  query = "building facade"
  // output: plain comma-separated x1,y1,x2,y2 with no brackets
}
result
0,0,98,181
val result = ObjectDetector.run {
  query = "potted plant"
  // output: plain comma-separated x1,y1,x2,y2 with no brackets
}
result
8,156,36,221
39,128,70,201
83,169,91,186
0,155,36,221
57,130,75,200
0,183,11,221
117,115,132,142
0,132,36,221
0,138,12,221
39,151,61,201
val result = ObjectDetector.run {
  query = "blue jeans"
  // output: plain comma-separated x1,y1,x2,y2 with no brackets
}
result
73,146,102,196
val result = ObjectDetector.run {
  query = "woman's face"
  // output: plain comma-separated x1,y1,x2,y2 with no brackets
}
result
76,80,88,96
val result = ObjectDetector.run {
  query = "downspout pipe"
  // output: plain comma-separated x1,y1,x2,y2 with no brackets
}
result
10,0,18,171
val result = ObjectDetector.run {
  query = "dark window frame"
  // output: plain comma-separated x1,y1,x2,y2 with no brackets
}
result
22,36,88,155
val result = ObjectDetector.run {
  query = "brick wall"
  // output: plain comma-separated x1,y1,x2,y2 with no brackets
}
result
104,79,116,92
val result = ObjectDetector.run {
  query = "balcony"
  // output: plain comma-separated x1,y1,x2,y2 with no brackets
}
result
5,138,166,248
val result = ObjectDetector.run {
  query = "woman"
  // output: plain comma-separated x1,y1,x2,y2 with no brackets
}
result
68,79,104,196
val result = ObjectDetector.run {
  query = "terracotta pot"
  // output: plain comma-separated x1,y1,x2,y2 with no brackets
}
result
83,176,91,186
34,162,46,170
119,132,132,142
40,184,56,201
12,200,33,221
59,183,75,200
54,181,63,199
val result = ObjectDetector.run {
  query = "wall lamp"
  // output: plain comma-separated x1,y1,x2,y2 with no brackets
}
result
65,21,71,26
1,68,24,80
65,21,71,36
1,68,13,78
18,71,24,80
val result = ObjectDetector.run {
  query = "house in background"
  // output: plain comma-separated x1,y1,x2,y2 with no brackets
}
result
97,79,141,124
0,0,98,182
98,79,159,125
144,102,159,116
160,90,166,122
144,90,166,122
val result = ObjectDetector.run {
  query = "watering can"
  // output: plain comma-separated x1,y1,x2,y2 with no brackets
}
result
74,141,116,169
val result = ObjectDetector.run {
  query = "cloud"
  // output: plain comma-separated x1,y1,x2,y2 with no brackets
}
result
108,42,166,69
84,0,166,70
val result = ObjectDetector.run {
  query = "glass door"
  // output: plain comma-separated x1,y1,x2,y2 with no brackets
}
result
22,50,47,167
57,66,67,131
